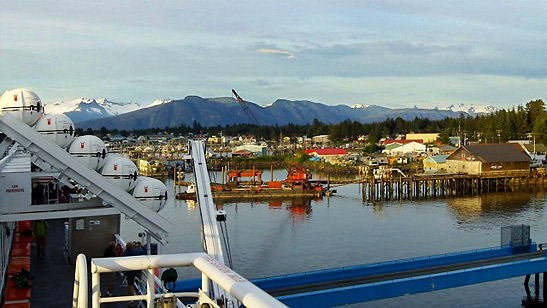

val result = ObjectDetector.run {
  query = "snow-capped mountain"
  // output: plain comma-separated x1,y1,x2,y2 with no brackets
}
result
351,104,371,109
146,98,173,108
45,98,141,123
445,103,497,115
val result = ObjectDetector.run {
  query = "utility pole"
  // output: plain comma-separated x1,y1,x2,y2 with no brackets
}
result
527,133,537,163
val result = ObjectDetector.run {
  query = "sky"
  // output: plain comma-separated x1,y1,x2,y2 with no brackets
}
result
0,0,546,109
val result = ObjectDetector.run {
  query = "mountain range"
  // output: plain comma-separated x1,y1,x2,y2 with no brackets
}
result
47,96,497,131
46,98,141,123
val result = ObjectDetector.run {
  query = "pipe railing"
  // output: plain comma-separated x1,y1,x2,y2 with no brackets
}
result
91,252,287,308
72,254,88,308
114,234,185,307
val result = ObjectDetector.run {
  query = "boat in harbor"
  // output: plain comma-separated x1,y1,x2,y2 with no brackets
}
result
176,164,328,200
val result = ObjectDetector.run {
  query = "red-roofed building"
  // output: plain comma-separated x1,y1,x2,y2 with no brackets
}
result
232,149,252,157
306,148,349,157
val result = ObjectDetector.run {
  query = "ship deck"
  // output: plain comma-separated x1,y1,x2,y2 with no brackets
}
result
30,219,129,307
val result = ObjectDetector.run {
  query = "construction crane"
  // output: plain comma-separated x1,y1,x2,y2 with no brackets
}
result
232,89,260,126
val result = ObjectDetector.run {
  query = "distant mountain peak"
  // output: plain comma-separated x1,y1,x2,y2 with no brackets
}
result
444,103,497,115
45,97,141,123
147,98,173,108
351,104,369,108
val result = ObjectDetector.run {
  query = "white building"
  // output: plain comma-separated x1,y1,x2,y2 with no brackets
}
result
382,141,426,155
232,144,268,156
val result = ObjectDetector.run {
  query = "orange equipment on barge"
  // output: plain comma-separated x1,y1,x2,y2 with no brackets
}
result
176,164,327,200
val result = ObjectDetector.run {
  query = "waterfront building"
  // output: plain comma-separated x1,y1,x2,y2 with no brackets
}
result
423,155,449,173
446,143,531,175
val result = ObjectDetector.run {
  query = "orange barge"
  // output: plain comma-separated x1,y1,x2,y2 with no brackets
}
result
176,164,327,200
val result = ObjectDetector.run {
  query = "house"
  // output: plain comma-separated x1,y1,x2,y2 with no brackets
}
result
427,145,441,155
306,148,349,158
312,135,330,146
423,155,449,173
206,148,232,158
388,157,408,165
446,144,531,175
305,148,349,164
439,144,458,154
363,155,389,166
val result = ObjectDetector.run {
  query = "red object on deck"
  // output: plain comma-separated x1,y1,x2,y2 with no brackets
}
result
4,279,31,302
268,181,283,188
11,243,31,257
16,221,32,235
285,164,310,182
8,257,31,269
227,169,263,183
3,222,33,306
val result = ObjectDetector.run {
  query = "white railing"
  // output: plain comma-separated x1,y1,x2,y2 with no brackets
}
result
88,252,287,308
113,234,186,308
73,254,88,308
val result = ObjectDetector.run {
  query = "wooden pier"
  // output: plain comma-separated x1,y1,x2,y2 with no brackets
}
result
362,170,547,202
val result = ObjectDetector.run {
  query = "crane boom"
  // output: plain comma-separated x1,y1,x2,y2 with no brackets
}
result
232,89,260,125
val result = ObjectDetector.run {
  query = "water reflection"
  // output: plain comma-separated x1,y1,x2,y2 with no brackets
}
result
522,282,545,307
446,191,540,222
186,199,197,209
215,197,315,222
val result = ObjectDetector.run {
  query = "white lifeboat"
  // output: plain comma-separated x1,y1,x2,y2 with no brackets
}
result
101,156,139,192
35,113,75,149
0,88,44,126
132,176,168,212
68,135,107,170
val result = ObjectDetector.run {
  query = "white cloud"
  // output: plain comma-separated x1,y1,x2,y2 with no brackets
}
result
0,0,545,109
258,49,296,59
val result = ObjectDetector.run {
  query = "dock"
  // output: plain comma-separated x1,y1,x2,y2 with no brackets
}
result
361,170,547,201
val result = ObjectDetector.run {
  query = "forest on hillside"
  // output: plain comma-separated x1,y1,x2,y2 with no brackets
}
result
79,99,547,145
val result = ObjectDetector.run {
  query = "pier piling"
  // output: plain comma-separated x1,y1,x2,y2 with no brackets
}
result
362,171,546,202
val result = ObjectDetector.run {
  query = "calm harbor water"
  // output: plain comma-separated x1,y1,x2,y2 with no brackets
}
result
122,170,547,307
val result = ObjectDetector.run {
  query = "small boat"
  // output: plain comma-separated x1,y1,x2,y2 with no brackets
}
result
176,184,196,200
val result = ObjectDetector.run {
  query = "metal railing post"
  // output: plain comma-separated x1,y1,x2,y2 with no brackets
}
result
91,270,101,308
146,268,155,308
73,254,88,308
